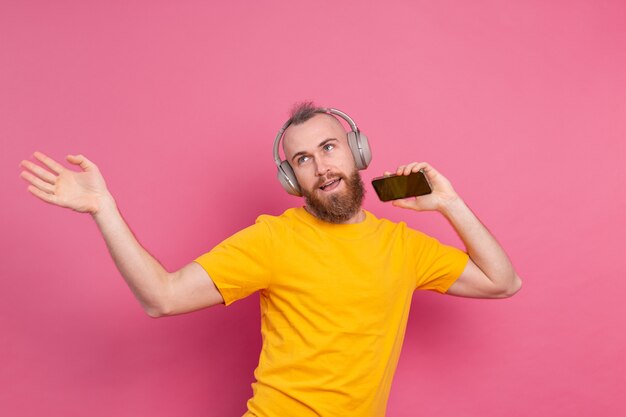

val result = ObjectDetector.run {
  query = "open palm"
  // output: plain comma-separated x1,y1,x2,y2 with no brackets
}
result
20,152,111,214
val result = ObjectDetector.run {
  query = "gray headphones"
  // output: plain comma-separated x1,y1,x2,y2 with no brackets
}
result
273,108,372,196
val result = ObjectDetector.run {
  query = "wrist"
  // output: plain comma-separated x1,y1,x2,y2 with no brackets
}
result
91,192,117,219
438,195,466,218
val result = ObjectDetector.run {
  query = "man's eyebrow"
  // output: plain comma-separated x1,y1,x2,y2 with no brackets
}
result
291,138,338,163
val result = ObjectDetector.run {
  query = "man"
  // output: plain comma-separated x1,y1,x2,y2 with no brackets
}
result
20,102,521,416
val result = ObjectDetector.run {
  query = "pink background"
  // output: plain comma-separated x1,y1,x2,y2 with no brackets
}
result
2,1,625,416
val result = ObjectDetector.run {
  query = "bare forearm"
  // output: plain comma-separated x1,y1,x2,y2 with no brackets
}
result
440,198,520,290
91,194,169,316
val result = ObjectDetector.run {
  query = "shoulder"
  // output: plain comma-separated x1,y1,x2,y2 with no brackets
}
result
255,207,298,228
367,211,440,247
366,210,415,235
253,207,304,237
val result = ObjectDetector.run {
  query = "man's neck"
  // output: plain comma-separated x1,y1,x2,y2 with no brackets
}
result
303,205,366,224
342,209,366,224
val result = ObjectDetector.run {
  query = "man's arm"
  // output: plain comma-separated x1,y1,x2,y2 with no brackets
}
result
92,196,225,315
390,162,522,299
437,198,521,298
20,152,224,316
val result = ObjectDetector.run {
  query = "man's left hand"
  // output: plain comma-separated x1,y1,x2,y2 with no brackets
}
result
386,162,460,212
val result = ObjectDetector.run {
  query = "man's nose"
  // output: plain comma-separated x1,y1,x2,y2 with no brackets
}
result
314,159,331,176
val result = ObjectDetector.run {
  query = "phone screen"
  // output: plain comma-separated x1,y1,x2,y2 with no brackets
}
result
371,171,432,202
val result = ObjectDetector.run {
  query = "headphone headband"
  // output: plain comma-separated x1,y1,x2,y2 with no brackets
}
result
273,108,359,166
273,107,371,196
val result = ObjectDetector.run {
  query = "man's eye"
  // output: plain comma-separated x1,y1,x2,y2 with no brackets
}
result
323,144,335,151
297,155,310,165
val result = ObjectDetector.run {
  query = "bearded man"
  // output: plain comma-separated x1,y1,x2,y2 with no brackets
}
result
20,102,521,417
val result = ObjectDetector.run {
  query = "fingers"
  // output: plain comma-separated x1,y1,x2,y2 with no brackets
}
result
382,162,432,179
33,151,65,175
26,184,58,205
66,154,94,171
392,199,413,209
20,170,55,194
20,159,57,184
395,161,433,176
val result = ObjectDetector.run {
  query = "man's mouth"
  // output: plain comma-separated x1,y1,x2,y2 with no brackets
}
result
319,177,342,192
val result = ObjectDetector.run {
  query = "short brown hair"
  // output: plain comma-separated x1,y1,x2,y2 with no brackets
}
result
287,101,326,126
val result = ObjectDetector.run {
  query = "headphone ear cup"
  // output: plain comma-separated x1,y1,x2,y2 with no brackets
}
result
358,132,372,168
347,131,372,170
277,161,301,196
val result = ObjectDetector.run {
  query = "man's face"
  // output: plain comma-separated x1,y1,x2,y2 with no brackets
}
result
283,114,365,223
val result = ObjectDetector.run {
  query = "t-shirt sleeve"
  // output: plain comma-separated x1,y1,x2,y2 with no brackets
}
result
193,219,273,306
411,230,469,293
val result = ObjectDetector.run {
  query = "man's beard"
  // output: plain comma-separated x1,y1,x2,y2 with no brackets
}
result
302,170,365,224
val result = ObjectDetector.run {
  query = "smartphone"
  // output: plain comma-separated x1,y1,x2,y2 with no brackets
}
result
371,170,432,202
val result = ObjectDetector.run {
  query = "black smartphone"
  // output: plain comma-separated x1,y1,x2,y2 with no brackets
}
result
371,170,432,202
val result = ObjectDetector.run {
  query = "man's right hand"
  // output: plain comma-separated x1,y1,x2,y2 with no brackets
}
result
19,150,224,316
20,151,112,214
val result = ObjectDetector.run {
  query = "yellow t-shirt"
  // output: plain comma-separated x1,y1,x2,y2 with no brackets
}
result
194,207,469,417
